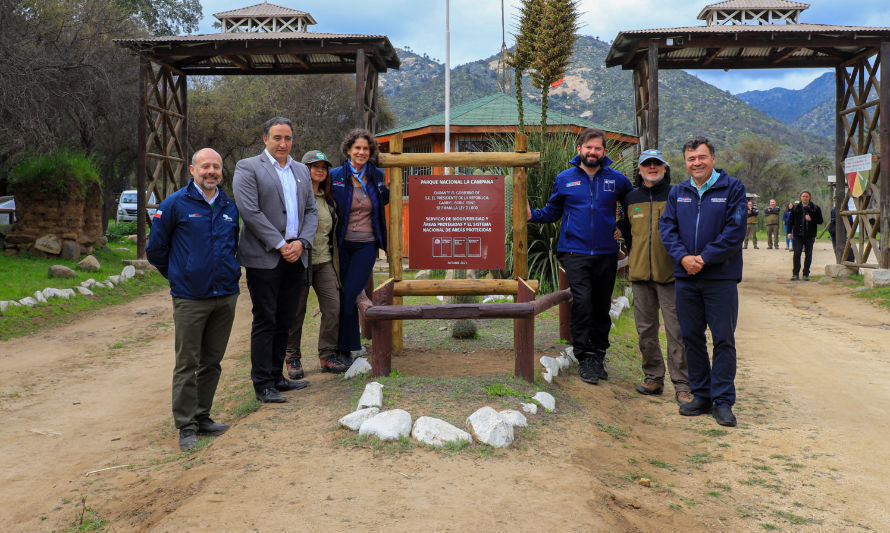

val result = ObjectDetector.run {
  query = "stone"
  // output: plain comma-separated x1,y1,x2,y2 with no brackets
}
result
357,381,385,410
59,288,75,300
532,391,556,412
498,410,528,428
97,236,108,249
33,291,47,304
609,296,631,322
48,265,76,278
542,370,553,384
127,235,138,243
863,269,890,289
122,259,153,271
338,407,379,431
555,355,571,370
80,278,97,288
562,346,578,365
42,288,59,300
19,297,37,307
465,406,513,448
77,255,101,272
60,240,80,260
411,416,472,447
34,234,62,255
108,275,121,284
520,402,538,414
359,409,412,441
414,269,432,280
115,247,130,253
76,286,94,296
4,232,36,245
0,301,10,313
637,478,651,488
120,265,136,282
344,357,372,379
824,263,856,278
540,356,560,378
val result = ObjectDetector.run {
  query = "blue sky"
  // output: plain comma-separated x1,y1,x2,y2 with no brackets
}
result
198,0,890,93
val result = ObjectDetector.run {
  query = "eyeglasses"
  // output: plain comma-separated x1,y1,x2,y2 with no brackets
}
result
640,160,664,167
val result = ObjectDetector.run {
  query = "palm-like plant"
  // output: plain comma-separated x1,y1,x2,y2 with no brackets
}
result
508,0,544,135
529,0,580,137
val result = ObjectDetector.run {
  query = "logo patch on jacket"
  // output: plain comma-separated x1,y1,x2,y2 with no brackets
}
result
711,197,727,203
603,179,615,191
153,211,163,219
678,196,693,203
223,214,233,222
632,206,643,218
188,213,201,218
567,180,582,187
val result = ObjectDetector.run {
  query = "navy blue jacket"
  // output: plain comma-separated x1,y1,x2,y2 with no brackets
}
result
659,169,747,281
330,161,390,251
147,182,241,299
530,155,632,255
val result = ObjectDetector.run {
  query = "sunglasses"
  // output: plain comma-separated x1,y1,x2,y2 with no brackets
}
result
640,159,664,167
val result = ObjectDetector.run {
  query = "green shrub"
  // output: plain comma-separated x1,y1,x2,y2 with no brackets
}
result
106,221,138,240
9,150,100,200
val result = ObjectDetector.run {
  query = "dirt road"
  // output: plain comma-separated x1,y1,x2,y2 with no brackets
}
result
1,241,887,531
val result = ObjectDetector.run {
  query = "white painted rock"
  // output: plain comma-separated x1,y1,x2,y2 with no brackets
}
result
81,278,96,288
101,280,114,289
120,265,136,282
532,391,556,412
465,406,514,448
33,291,47,304
108,275,121,285
555,355,571,370
411,416,472,446
339,407,379,431
542,370,553,384
357,381,384,409
539,356,560,378
42,288,60,300
864,269,890,288
344,357,372,379
562,346,578,365
521,402,538,414
60,288,75,299
0,301,10,313
76,286,94,296
359,409,412,440
19,297,37,307
414,269,432,280
499,410,528,428
609,296,630,321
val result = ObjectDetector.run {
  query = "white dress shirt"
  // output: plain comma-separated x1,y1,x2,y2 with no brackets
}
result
264,149,300,249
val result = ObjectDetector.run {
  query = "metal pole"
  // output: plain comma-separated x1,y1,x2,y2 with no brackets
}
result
444,0,451,175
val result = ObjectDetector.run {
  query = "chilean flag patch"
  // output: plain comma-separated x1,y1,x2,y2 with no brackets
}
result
153,211,163,218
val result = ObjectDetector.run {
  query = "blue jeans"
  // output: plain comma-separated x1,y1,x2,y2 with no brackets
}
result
337,241,378,352
674,277,738,407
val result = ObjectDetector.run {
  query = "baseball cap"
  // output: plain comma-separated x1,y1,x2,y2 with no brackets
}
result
301,150,332,167
638,149,669,167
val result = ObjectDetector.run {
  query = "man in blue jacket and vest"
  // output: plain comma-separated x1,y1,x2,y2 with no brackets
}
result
147,148,241,450
528,128,632,385
659,137,746,427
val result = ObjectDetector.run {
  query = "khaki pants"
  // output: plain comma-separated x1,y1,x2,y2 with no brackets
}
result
766,224,780,248
287,261,340,360
172,294,238,431
744,225,757,247
631,281,689,392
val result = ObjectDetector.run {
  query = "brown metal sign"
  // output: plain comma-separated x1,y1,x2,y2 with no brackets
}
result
409,175,505,269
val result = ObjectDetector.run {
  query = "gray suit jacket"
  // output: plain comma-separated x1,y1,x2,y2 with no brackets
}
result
232,152,318,269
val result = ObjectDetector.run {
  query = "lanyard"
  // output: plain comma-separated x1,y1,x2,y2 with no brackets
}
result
348,161,368,195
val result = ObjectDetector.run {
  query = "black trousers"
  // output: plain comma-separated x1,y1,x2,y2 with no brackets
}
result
560,253,617,356
246,257,305,392
792,234,816,276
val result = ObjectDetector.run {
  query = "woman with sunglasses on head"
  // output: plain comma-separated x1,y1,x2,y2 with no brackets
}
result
284,150,350,377
624,149,692,405
329,129,390,363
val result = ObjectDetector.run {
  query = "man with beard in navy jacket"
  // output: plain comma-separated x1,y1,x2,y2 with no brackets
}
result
147,148,241,450
528,128,632,385
659,137,747,427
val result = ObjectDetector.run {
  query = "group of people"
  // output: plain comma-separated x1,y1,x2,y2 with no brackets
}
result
745,194,825,280
147,118,389,450
530,131,746,428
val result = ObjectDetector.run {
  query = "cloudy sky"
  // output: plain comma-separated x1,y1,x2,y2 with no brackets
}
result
198,0,890,93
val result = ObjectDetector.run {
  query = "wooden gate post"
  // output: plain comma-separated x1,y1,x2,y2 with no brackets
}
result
371,278,394,377
512,132,529,280
514,279,535,382
558,267,572,344
388,133,405,351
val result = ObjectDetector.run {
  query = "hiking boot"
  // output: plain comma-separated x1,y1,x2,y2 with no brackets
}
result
753,245,759,249
679,396,712,416
320,355,349,374
179,428,198,451
675,391,694,405
635,379,663,395
593,350,608,380
285,358,304,380
712,405,737,427
578,355,599,385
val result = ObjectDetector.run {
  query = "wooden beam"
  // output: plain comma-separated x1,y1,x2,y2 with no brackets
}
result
880,41,890,268
290,54,310,69
769,46,801,64
137,57,148,260
558,267,572,343
514,279,535,382
355,49,366,129
835,65,848,263
388,134,404,352
701,47,724,66
647,39,660,150
392,279,539,296
512,132,529,280
370,278,394,378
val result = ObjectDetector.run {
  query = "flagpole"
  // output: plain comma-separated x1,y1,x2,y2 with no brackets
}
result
444,0,451,175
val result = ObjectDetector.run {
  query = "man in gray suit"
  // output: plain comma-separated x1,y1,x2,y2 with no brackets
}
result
233,117,318,403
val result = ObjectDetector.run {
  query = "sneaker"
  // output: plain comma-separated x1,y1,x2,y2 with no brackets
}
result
179,428,198,451
593,349,608,380
790,274,799,281
675,391,694,405
578,356,599,385
802,275,810,281
753,245,759,249
320,355,349,374
635,379,663,395
285,358,304,380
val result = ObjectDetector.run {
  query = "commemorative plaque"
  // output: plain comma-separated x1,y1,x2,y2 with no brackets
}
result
408,175,505,269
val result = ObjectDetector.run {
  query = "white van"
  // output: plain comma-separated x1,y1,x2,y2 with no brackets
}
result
116,190,157,223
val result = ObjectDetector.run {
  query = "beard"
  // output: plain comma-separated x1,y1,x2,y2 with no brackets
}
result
580,153,602,168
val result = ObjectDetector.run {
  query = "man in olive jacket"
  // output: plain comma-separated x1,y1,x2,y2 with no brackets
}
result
763,199,782,249
625,150,691,405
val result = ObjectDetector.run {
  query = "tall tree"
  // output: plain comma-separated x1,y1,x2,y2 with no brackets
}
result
508,0,544,135
529,0,580,137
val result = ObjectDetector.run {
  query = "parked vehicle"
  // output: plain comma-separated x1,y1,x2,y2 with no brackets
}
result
0,196,15,224
116,190,157,223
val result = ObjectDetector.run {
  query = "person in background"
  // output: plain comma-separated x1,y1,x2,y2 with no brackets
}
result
783,201,794,251
660,136,746,428
787,190,823,281
763,199,782,250
744,200,759,249
624,149,691,404
527,128,632,385
330,129,390,363
285,150,350,376
147,148,240,450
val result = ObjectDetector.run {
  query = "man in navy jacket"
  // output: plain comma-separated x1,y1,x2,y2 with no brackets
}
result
659,137,746,427
147,148,241,450
528,128,632,385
